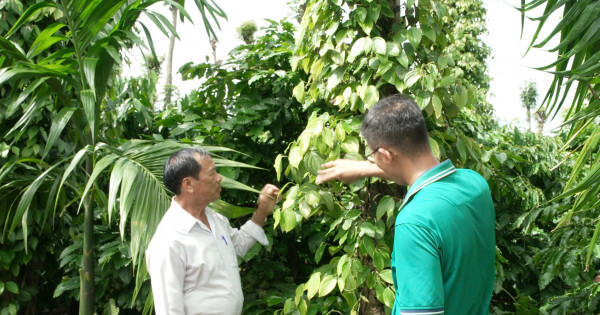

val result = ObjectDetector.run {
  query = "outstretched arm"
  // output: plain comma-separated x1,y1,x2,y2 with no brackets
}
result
315,159,391,184
251,184,280,227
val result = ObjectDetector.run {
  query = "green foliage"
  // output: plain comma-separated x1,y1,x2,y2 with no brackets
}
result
237,20,258,44
520,0,600,311
0,0,255,313
520,81,537,132
275,0,496,313
174,19,308,205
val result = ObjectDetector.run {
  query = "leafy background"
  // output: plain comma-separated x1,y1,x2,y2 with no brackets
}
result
1,0,599,314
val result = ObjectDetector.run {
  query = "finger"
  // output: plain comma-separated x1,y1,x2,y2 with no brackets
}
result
317,168,332,175
320,161,337,169
316,173,333,184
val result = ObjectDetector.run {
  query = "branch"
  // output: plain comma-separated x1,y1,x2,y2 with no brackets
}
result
588,84,599,100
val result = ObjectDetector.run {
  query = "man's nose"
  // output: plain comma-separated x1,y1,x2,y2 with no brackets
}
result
217,174,222,182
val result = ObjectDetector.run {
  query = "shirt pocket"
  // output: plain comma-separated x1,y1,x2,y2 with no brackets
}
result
219,234,239,269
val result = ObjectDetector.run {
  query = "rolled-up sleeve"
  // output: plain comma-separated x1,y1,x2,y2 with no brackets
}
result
229,220,268,257
146,242,186,315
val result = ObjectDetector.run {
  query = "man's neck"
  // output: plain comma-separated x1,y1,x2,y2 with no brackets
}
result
404,153,440,186
174,195,208,221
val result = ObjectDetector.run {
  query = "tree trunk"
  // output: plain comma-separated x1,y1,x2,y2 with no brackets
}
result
527,107,531,132
165,5,178,106
79,158,95,315
210,37,218,64
359,286,385,315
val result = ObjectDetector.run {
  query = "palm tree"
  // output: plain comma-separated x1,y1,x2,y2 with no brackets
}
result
0,0,243,313
164,0,225,106
521,0,600,269
520,81,537,132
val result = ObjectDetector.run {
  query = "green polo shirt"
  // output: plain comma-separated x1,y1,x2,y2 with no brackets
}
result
391,160,495,315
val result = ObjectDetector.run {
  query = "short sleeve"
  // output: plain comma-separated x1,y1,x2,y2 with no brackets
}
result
392,223,444,314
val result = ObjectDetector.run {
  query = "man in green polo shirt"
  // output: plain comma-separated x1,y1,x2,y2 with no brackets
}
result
316,94,495,314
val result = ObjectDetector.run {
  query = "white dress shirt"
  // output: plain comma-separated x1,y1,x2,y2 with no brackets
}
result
146,199,268,315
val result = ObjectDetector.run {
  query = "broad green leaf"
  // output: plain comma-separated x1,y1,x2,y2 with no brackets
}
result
319,275,337,297
315,243,326,263
360,222,376,238
362,237,375,256
382,287,395,309
404,69,421,87
415,91,431,110
274,154,283,182
6,281,18,294
356,7,367,21
289,146,303,168
407,28,423,48
429,137,441,160
307,152,325,176
495,152,507,165
281,209,297,232
337,254,349,275
306,272,321,299
363,85,379,109
453,86,468,108
422,24,436,41
335,124,346,142
319,191,334,211
322,127,335,148
456,137,467,162
386,42,400,57
379,269,393,284
330,50,344,65
305,191,320,206
299,200,311,219
373,249,384,270
293,81,305,103
349,37,366,62
376,196,394,220
432,94,443,119
327,66,345,91
340,136,360,153
373,37,386,54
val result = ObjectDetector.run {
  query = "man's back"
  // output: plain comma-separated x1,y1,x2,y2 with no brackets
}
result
392,162,495,314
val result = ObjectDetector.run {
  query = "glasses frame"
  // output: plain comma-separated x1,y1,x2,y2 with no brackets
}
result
365,147,380,159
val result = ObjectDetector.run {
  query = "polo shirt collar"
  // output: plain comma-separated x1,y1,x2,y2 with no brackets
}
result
399,159,457,210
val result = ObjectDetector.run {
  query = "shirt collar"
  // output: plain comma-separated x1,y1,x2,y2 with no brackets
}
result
169,198,213,233
399,159,457,210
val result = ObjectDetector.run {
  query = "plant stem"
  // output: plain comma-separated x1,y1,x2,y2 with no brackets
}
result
588,84,599,100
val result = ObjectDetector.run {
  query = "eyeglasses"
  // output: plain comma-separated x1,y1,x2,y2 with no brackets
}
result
365,147,380,159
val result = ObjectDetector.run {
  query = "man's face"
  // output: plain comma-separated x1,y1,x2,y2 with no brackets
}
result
368,144,409,186
189,155,222,204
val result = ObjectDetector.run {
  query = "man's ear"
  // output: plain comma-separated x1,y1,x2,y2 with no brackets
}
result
181,177,193,192
380,148,395,164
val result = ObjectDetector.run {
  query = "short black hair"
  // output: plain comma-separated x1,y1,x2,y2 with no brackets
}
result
163,148,209,195
361,94,430,157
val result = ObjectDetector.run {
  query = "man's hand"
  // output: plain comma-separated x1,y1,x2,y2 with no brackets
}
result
316,159,387,184
252,184,280,227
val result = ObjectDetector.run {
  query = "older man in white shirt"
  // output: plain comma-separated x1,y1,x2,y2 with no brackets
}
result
146,148,280,315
